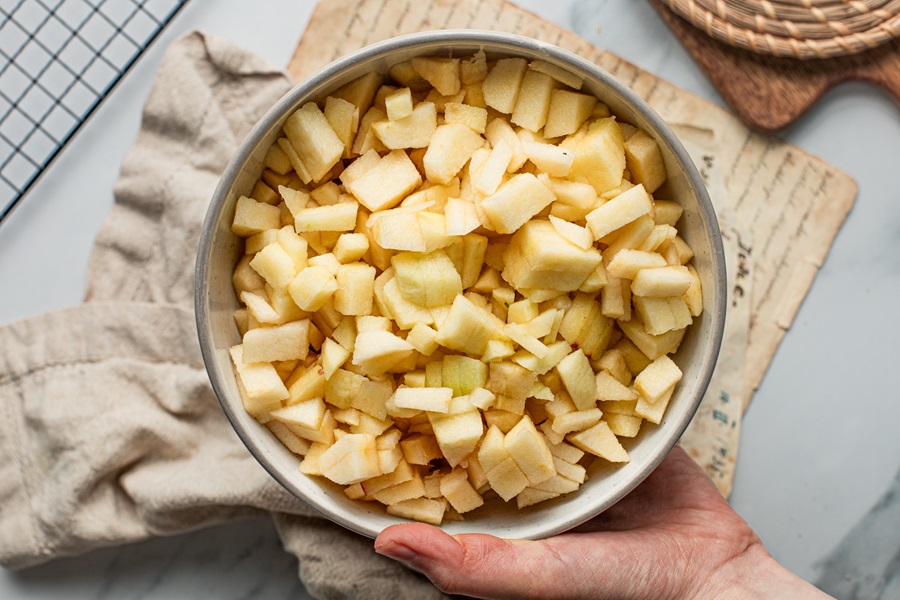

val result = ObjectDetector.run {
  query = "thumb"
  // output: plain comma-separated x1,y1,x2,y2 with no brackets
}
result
374,523,622,600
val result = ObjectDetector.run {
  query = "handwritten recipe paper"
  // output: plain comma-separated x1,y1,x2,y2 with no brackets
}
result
288,0,857,495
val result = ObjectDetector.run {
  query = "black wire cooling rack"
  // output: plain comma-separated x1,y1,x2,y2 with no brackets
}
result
0,0,190,224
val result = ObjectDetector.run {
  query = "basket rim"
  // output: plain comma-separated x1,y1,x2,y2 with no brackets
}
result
659,0,900,59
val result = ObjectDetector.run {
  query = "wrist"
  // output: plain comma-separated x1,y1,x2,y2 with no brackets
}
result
696,542,831,599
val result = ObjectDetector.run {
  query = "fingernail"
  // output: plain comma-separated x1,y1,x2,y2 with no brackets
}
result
376,541,419,564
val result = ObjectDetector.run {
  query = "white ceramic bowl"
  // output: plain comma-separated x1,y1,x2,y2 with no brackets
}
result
195,29,726,540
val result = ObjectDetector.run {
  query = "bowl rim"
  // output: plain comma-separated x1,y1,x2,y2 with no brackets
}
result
195,28,727,540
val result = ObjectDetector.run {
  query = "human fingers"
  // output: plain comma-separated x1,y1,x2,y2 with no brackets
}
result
374,522,678,600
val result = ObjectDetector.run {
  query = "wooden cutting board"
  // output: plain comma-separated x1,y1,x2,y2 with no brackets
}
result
650,0,900,134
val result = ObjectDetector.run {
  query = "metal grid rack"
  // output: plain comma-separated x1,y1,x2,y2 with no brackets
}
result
0,0,190,224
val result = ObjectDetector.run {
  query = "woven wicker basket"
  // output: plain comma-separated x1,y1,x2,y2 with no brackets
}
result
659,0,900,59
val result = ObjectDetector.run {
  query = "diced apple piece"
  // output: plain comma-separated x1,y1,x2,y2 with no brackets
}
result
233,255,265,294
400,433,443,465
266,421,311,455
242,320,310,363
436,294,499,355
607,249,668,281
459,50,488,85
444,102,488,134
484,118,528,172
334,262,376,316
288,266,337,312
605,413,643,437
392,386,453,413
579,263,609,294
440,466,484,513
381,276,434,329
551,408,603,435
482,57,528,114
683,264,703,317
411,57,461,96
511,340,572,376
511,70,555,132
617,317,686,360
277,227,309,271
529,473,581,495
250,180,278,205
595,349,631,385
633,296,679,336
595,370,638,401
318,433,382,485
444,197,481,236
229,345,288,414
390,249,462,308
568,421,629,463
350,107,389,156
361,459,413,496
308,252,341,275
321,337,350,379
635,385,675,425
556,349,597,410
631,265,693,297
372,102,437,149
233,195,282,237
586,184,653,241
271,396,326,438
249,242,296,290
293,201,358,233
345,150,423,212
521,140,574,177
372,211,427,253
385,87,414,121
654,200,684,226
558,293,613,358
516,488,560,508
467,386,497,411
504,416,555,486
486,361,537,401
624,129,667,194
474,139,512,196
561,117,625,194
486,456,531,502
423,123,485,185
352,330,415,376
504,322,550,358
352,378,393,421
528,60,583,89
324,96,359,158
386,497,446,526
331,71,382,117
264,143,293,175
428,397,484,467
325,368,366,409
442,354,489,396
502,220,602,292
634,354,682,404
406,323,439,356
479,173,555,234
332,233,369,263
543,90,597,139
283,102,344,183
549,215,592,250
483,339,515,362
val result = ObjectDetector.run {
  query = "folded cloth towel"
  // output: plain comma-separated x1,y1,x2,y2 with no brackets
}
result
0,31,446,600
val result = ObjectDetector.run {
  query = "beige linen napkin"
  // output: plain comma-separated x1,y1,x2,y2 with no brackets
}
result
0,31,446,600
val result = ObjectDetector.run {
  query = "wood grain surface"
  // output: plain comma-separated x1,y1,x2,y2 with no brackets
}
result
651,0,900,133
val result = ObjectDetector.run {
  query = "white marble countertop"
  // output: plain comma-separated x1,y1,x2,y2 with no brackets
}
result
2,1,899,598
